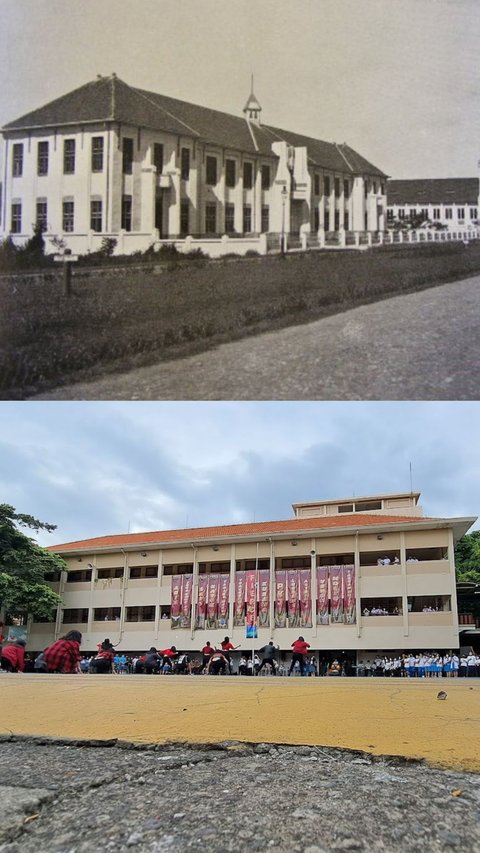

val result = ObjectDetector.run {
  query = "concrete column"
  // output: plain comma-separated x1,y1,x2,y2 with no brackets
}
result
169,169,181,237
254,162,262,234
354,532,361,639
140,167,156,232
400,532,408,637
317,228,325,248
229,544,236,632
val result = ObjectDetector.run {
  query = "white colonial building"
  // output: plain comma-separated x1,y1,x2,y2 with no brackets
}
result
26,491,475,665
0,75,387,257
387,178,479,231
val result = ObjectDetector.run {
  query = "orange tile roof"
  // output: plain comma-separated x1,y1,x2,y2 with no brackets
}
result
50,513,430,553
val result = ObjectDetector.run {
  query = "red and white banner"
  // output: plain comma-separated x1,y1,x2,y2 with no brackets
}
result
274,570,287,628
234,571,246,627
343,564,356,624
180,574,193,628
299,569,312,628
258,569,270,627
218,574,230,629
195,574,208,629
316,566,329,625
206,573,219,629
330,565,344,623
287,569,300,627
245,570,257,629
171,575,182,627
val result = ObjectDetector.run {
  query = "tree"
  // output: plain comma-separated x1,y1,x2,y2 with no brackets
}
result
454,531,480,584
0,504,65,622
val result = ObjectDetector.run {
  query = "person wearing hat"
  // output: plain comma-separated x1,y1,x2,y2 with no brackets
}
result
0,638,26,672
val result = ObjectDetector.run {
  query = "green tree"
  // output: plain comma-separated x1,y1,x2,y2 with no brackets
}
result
0,504,65,622
454,531,480,583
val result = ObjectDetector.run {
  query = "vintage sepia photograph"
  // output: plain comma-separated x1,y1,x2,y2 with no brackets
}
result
0,0,479,398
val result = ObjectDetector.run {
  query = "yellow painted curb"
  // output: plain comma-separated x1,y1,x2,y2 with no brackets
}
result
1,675,479,772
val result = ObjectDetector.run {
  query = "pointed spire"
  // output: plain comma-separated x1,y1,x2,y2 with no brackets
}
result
243,75,262,125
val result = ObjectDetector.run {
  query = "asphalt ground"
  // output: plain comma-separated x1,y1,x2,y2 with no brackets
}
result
29,274,480,400
1,675,479,852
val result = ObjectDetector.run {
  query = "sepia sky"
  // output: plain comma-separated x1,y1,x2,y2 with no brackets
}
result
0,0,479,178
1,401,478,547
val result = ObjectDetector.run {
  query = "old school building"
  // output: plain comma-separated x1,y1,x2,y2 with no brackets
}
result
31,491,475,663
386,178,479,231
0,74,387,256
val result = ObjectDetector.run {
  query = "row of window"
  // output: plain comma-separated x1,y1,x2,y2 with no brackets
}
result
387,207,478,221
12,139,102,178
63,548,447,583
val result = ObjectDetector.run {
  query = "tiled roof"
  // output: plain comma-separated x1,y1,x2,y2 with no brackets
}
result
50,513,429,553
387,178,479,205
3,75,386,176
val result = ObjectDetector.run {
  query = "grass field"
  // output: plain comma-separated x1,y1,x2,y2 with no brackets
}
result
2,242,480,398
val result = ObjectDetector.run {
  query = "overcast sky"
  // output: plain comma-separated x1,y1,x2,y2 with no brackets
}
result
1,0,479,178
0,401,478,548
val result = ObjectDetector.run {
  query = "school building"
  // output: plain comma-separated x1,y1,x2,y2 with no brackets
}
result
386,178,479,231
29,491,475,662
0,74,387,257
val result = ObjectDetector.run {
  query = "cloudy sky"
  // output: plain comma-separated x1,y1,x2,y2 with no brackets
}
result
1,0,479,178
0,401,478,547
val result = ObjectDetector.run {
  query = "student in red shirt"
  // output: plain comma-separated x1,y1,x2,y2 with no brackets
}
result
201,641,214,669
221,636,240,673
43,631,82,673
0,639,26,672
159,646,177,673
289,636,311,676
91,638,115,673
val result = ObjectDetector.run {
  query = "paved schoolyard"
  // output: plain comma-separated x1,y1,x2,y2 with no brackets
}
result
1,674,478,772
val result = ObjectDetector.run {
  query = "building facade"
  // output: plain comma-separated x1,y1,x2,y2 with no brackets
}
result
29,492,475,662
386,178,479,232
0,75,387,257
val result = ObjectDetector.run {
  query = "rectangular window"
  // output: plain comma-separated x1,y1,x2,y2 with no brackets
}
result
261,205,269,233
205,202,216,234
243,204,252,233
90,199,103,232
66,569,92,583
457,207,465,220
12,144,23,177
343,179,350,197
11,203,21,233
470,207,477,220
63,608,89,624
206,155,217,185
243,161,253,190
181,147,190,180
387,209,394,222
122,137,134,174
261,164,270,190
335,178,340,197
373,181,377,194
225,202,235,234
64,139,76,174
36,200,47,231
126,605,156,622
37,141,49,176
63,201,74,233
121,195,132,231
180,200,189,236
398,209,405,219
153,143,164,173
433,208,440,220
314,207,320,231
314,174,320,195
97,568,124,580
324,176,330,196
225,159,236,188
420,208,428,219
344,211,349,230
91,137,104,172
445,208,452,219
334,210,340,231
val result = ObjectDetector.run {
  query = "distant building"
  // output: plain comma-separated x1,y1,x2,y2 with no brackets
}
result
0,75,387,256
26,490,475,663
387,178,479,231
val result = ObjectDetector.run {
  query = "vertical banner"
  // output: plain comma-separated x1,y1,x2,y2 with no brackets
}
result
170,576,182,628
316,566,329,625
287,569,300,627
245,570,257,637
258,569,270,628
206,574,219,629
217,574,230,629
195,574,208,629
274,570,287,628
343,564,356,624
234,571,246,627
180,574,193,628
299,569,312,628
330,565,344,623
